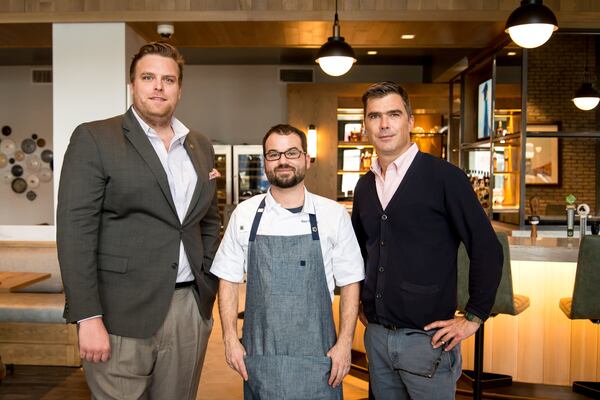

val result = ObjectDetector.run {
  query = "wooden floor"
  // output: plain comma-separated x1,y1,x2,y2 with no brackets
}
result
0,295,594,399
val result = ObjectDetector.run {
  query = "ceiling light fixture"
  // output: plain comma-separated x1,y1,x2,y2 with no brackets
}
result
505,0,558,49
507,51,517,56
573,37,600,111
367,50,378,55
315,0,356,77
401,34,415,40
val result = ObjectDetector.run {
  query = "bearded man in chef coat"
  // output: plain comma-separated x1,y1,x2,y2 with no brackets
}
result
211,124,365,399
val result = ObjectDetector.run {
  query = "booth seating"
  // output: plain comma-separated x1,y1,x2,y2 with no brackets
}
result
0,242,79,367
457,232,530,400
558,235,600,398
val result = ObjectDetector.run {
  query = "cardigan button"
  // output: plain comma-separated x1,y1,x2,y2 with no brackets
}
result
381,214,387,221
380,240,385,246
375,292,382,299
378,266,384,272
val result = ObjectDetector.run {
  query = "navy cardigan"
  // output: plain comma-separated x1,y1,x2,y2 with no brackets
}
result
351,151,503,330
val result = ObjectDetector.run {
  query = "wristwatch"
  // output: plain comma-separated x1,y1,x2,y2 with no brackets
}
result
464,311,484,325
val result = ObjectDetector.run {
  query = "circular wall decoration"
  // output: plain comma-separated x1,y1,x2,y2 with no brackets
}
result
41,149,53,163
11,164,23,177
31,133,38,140
11,177,27,193
14,150,25,161
0,153,7,168
1,172,11,184
26,191,37,201
26,175,40,189
25,155,41,171
1,126,11,136
21,138,36,154
39,167,52,182
9,158,15,164
0,139,16,155
36,138,46,147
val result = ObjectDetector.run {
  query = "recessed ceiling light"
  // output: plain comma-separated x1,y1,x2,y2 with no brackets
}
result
367,50,378,55
507,51,517,56
401,34,415,40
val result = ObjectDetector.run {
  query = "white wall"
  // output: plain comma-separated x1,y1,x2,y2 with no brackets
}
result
176,65,287,145
0,66,54,226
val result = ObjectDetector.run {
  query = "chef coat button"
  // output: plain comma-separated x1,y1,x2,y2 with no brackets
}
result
381,214,388,221
171,262,178,269
378,266,384,273
376,292,382,299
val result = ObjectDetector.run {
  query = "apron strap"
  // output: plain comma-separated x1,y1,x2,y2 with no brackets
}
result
249,196,320,241
309,213,320,240
249,197,267,242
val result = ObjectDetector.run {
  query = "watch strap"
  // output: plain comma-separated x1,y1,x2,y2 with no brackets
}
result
464,311,484,325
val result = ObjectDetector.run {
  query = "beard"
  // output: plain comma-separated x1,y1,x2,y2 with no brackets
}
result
266,163,306,189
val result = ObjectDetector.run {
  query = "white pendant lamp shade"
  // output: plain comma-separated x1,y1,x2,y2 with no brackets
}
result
507,23,556,49
316,54,356,77
505,0,558,49
573,82,600,111
315,0,356,77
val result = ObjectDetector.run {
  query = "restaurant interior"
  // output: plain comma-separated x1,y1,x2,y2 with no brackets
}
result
0,1,599,399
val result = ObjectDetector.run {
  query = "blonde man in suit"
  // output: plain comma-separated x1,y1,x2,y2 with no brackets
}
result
57,42,220,399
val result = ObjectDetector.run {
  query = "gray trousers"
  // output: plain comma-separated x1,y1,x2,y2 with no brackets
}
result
364,323,462,400
83,287,213,400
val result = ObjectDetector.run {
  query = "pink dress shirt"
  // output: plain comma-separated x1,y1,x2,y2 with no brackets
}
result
370,143,419,210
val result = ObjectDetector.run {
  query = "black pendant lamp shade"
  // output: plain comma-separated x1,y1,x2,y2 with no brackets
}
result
505,0,558,49
315,0,356,76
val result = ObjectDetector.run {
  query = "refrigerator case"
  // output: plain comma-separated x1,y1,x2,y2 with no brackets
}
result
233,145,269,204
213,144,232,231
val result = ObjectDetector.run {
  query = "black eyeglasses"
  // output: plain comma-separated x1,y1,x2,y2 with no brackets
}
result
264,148,306,161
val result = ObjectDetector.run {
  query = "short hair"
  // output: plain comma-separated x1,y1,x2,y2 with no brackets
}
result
362,81,413,117
129,42,184,84
262,124,307,154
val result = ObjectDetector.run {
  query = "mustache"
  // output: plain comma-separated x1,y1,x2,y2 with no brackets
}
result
275,164,295,172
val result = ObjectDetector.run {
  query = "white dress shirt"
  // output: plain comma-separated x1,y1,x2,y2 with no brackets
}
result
210,188,365,300
132,107,197,283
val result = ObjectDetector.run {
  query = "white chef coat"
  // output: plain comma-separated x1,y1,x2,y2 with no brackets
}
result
210,188,365,300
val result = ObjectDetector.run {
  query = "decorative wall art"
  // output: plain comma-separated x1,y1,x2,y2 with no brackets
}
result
0,126,53,202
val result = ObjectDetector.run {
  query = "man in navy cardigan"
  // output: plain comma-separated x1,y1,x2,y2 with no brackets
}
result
351,82,503,399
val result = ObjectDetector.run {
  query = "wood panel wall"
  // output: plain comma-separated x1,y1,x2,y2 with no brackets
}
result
460,260,600,386
287,83,449,200
2,0,600,25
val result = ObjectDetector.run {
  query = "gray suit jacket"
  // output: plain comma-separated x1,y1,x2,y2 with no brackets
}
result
57,108,220,338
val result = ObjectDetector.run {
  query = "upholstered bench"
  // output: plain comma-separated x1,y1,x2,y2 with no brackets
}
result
0,242,79,367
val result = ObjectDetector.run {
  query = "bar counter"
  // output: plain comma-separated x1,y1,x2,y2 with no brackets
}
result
459,234,599,387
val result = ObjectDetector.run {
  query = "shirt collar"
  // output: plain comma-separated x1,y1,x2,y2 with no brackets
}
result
264,186,315,215
371,142,418,175
131,106,190,143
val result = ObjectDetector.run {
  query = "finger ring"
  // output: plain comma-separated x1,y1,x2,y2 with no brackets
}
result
441,340,446,345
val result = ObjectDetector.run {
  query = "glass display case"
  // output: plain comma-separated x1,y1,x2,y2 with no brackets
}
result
213,144,232,230
233,145,269,204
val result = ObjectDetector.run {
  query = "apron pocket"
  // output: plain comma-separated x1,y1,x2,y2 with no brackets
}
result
390,329,444,378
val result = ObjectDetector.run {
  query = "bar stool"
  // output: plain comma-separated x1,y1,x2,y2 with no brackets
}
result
456,231,530,400
558,235,600,398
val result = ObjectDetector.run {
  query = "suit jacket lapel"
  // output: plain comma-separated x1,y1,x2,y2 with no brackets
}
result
183,134,207,222
122,109,178,216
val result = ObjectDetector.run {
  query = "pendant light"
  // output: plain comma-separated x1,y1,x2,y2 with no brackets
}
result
315,0,356,77
505,0,558,49
573,36,600,111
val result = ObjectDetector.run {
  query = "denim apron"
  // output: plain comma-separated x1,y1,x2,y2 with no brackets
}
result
242,197,342,400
